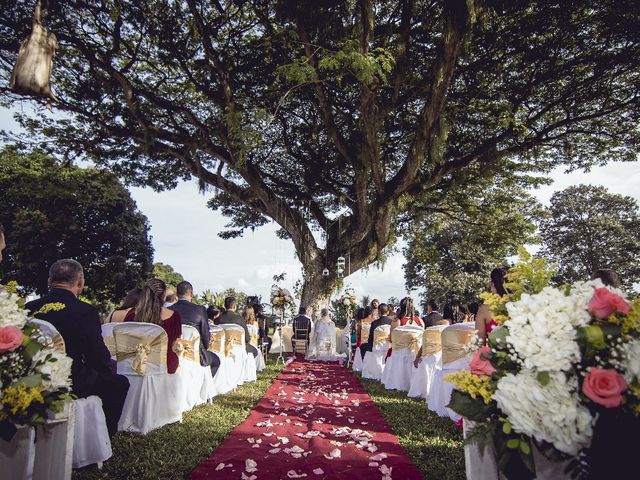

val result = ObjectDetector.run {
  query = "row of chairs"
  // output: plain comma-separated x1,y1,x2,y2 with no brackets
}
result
31,319,263,470
353,322,475,421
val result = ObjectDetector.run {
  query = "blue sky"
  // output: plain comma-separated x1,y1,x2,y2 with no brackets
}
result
2,108,639,304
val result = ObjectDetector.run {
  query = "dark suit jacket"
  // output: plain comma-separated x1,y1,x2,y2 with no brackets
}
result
217,310,250,345
169,299,212,366
292,314,311,340
424,311,444,327
25,288,112,397
366,315,393,345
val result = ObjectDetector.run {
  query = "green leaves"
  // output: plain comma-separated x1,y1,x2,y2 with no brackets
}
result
537,371,550,386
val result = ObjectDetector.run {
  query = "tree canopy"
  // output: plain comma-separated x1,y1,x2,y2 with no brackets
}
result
0,146,154,307
540,184,640,287
152,262,184,288
1,0,638,306
403,177,541,305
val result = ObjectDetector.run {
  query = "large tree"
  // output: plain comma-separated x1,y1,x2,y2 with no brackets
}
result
540,184,640,287
152,262,184,288
0,146,154,307
403,178,542,305
1,1,638,309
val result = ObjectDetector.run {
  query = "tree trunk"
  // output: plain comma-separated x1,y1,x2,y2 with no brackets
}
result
300,274,334,319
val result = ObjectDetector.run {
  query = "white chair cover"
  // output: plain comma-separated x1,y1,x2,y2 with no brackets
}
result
247,324,266,371
114,322,184,434
381,324,423,391
306,317,344,362
29,319,112,467
408,325,447,399
101,322,117,359
176,325,213,411
219,324,257,385
270,325,293,353
352,323,372,372
361,324,391,380
208,326,235,394
73,396,112,468
427,323,475,420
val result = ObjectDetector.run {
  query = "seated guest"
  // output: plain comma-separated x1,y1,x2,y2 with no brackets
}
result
169,281,220,377
207,304,221,326
122,278,182,374
423,300,443,327
254,303,272,353
107,287,142,323
591,268,622,288
360,303,393,359
292,306,312,345
217,296,254,355
163,287,177,307
25,259,130,437
356,306,373,348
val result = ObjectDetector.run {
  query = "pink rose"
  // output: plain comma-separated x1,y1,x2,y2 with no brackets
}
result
0,325,24,353
582,368,627,408
486,319,498,333
588,288,630,319
470,346,496,376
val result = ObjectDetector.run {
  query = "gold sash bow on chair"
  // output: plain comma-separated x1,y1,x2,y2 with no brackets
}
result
441,329,475,364
174,337,199,362
103,336,116,357
435,319,450,326
208,330,225,354
249,332,259,347
422,329,442,356
392,330,421,354
115,330,167,375
373,329,390,346
224,330,244,357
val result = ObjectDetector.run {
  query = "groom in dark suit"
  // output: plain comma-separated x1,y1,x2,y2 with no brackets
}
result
217,296,257,356
292,306,312,345
360,303,393,360
168,281,220,376
25,259,129,437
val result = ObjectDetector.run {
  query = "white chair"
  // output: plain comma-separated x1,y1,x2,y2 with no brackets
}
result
247,324,266,371
381,324,423,391
30,319,112,468
176,325,213,411
220,324,257,385
208,326,235,394
114,322,183,434
427,323,476,420
408,325,447,399
362,324,391,380
101,323,117,359
352,323,372,372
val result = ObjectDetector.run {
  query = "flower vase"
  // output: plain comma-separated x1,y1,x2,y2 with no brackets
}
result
463,419,570,480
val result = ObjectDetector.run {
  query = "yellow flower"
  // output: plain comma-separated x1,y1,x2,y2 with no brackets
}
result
35,302,66,315
479,292,509,325
0,385,45,415
609,300,640,335
445,370,495,404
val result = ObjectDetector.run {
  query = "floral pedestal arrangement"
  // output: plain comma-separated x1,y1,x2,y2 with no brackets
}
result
0,288,74,479
447,252,640,479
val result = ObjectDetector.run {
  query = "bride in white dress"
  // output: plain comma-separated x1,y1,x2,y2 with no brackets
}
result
306,308,344,362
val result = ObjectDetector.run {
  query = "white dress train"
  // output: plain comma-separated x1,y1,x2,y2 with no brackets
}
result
306,316,344,362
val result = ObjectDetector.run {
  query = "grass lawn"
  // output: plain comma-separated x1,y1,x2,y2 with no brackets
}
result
357,375,466,480
73,359,284,480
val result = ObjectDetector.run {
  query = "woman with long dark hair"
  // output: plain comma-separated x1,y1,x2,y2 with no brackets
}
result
107,287,142,323
476,267,509,345
123,278,182,373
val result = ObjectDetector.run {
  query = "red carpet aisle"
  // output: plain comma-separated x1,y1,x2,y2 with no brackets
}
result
189,359,423,480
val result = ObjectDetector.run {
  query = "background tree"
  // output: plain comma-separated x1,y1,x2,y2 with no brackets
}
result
152,262,184,289
403,179,542,305
540,185,640,287
1,1,638,309
0,146,153,309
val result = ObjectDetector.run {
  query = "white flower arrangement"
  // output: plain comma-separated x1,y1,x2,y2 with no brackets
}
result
0,289,28,329
493,371,593,456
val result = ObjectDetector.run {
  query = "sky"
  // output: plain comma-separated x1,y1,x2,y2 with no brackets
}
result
2,108,640,304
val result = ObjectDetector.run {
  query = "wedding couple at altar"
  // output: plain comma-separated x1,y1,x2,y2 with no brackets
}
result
293,307,344,362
